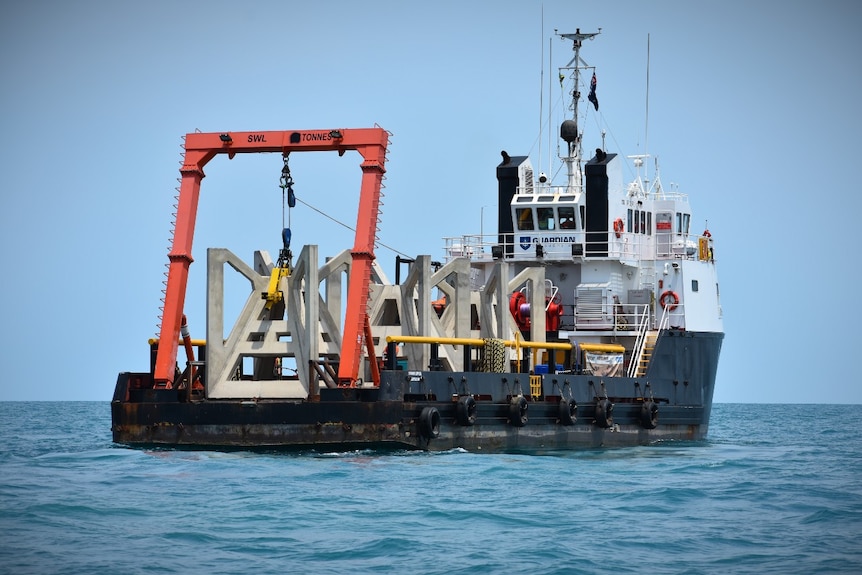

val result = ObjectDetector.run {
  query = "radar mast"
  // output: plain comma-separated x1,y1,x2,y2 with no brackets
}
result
556,28,600,193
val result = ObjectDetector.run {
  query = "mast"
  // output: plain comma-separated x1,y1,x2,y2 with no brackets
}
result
556,28,600,193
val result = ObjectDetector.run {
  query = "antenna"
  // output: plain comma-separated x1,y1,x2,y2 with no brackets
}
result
552,35,559,177
645,33,651,182
556,28,601,193
538,6,544,172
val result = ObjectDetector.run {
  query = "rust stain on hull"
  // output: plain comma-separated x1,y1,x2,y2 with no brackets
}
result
113,419,708,452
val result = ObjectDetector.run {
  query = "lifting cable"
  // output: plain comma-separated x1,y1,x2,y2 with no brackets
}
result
276,154,411,259
295,195,412,259
278,154,296,269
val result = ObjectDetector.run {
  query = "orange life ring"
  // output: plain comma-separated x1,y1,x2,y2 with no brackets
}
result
613,218,624,238
659,290,679,311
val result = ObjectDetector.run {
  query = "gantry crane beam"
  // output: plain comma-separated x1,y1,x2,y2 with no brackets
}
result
154,128,389,388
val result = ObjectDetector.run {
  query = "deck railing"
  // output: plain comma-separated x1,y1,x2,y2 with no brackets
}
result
443,231,712,264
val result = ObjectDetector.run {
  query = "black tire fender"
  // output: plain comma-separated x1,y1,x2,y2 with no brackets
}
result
640,399,659,429
558,398,578,426
456,395,477,426
419,406,441,439
509,395,528,427
594,398,614,428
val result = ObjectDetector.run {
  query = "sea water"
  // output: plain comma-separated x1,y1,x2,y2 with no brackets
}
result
0,402,860,575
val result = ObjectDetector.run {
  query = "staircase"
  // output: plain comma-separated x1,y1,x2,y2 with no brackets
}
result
627,267,659,377
634,331,658,377
627,304,670,378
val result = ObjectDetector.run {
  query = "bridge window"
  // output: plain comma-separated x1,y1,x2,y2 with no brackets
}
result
676,212,691,236
516,207,534,230
537,207,555,231
627,209,653,235
558,206,576,229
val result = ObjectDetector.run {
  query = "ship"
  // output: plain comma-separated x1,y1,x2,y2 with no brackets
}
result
111,29,723,452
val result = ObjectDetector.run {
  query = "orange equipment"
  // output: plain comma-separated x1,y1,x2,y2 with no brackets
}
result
509,291,564,332
153,128,389,388
613,218,624,238
546,298,563,331
659,290,680,311
509,292,530,331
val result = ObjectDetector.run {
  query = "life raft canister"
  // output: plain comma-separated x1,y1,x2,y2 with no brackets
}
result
659,290,679,311
613,218,624,238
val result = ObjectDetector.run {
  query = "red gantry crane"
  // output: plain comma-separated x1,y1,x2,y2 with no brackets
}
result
153,128,389,389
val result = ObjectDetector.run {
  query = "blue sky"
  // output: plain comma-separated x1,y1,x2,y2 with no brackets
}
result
1,1,859,403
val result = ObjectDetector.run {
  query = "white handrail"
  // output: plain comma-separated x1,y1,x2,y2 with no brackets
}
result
627,305,652,378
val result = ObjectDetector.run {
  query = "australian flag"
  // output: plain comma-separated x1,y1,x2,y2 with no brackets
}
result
588,72,599,111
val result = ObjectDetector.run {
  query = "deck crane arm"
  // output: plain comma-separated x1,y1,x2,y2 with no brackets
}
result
154,128,389,388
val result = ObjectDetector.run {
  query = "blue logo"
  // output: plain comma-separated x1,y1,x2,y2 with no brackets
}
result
520,237,532,250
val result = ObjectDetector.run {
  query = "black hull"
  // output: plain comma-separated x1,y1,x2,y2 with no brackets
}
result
111,403,710,452
112,330,722,452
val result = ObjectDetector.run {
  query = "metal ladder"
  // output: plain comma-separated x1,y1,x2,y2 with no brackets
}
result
627,304,670,378
626,266,659,378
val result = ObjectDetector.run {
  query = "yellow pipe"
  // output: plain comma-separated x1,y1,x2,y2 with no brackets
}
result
385,335,596,352
387,335,487,346
578,343,625,353
148,338,207,347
